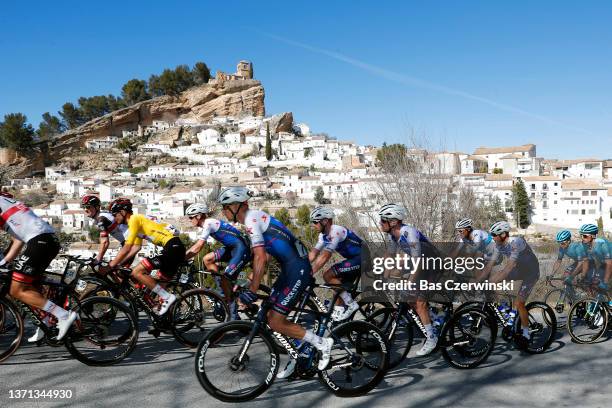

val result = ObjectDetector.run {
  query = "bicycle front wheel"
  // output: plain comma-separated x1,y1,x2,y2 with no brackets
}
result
0,298,23,363
171,288,229,348
195,321,278,402
318,320,389,397
65,296,139,366
366,306,413,369
524,301,557,353
567,298,608,344
544,288,571,329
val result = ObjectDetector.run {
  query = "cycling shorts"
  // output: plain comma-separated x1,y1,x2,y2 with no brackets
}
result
12,233,60,284
331,256,361,282
269,258,313,316
214,243,252,280
141,237,186,278
507,253,540,300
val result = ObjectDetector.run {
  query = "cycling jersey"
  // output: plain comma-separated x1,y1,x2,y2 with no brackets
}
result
387,224,430,258
588,238,612,264
0,196,54,243
489,236,536,264
314,224,363,259
125,214,178,247
458,229,494,255
244,209,311,315
244,210,308,264
97,211,128,244
557,242,588,261
490,236,540,299
198,218,247,247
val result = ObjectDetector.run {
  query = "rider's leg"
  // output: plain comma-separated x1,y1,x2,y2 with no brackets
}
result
203,252,218,273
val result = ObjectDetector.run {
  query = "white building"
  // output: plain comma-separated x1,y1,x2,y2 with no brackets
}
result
473,144,536,173
85,136,119,150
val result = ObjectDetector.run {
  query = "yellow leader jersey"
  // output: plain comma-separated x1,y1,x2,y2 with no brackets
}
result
125,214,177,247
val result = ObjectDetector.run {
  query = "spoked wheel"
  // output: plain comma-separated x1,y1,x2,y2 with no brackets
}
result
318,320,389,397
524,301,557,353
440,307,496,369
65,296,139,366
0,298,24,363
195,321,278,402
544,288,572,330
365,306,413,369
171,288,229,348
567,298,608,344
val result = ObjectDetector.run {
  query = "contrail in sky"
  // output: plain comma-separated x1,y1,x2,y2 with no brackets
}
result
257,31,593,135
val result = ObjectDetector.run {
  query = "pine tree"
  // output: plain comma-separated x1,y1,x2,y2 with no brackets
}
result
512,179,531,229
265,122,272,160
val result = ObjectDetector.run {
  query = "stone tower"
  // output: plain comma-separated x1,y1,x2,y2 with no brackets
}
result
236,60,253,79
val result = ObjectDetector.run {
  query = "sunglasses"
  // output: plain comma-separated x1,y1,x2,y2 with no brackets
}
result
491,233,501,237
189,215,198,220
581,234,592,239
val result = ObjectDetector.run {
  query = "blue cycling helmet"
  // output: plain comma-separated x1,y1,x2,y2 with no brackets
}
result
579,223,598,236
556,230,572,242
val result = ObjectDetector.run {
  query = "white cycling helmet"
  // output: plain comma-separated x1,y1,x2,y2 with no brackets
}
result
490,221,511,235
455,218,473,229
310,207,334,222
378,203,406,220
186,203,209,216
218,187,252,205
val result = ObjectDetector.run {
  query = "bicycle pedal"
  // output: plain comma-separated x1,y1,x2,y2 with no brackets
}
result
148,328,161,338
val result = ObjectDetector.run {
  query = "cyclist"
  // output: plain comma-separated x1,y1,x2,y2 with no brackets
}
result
100,198,186,315
184,202,251,320
217,187,333,378
378,203,440,356
552,229,590,284
309,207,363,321
579,224,611,291
1,191,77,341
81,194,129,263
476,221,540,349
451,218,495,259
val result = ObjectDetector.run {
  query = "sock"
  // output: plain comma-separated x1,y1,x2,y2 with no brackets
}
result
43,300,69,320
152,284,171,300
302,330,325,350
424,324,434,339
340,291,356,305
522,327,530,339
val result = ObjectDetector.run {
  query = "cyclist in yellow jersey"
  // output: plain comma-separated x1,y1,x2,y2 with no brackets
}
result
101,198,186,315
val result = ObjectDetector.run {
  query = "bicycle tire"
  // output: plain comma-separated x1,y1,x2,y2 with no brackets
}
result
171,288,230,348
0,297,23,363
524,301,557,353
543,288,571,330
195,321,278,402
65,296,139,366
440,307,496,369
567,297,608,344
318,320,389,397
365,306,413,369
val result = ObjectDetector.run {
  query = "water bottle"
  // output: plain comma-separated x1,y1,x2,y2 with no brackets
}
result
64,267,77,284
324,299,332,313
497,302,509,314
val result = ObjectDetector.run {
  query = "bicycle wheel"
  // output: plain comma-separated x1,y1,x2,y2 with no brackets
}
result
318,320,389,397
171,288,229,348
65,296,139,366
543,288,571,329
0,298,23,363
195,321,278,402
366,306,413,369
524,301,557,353
567,298,608,344
440,307,496,369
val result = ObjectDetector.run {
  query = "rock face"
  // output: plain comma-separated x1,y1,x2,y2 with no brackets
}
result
268,112,294,134
48,79,265,161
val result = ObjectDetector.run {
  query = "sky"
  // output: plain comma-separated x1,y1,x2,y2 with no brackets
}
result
1,0,611,159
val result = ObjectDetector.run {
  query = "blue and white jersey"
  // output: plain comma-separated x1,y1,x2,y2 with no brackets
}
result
244,209,308,265
557,242,588,262
314,224,362,259
198,218,246,248
387,224,430,258
588,238,612,264
458,229,494,256
489,236,535,264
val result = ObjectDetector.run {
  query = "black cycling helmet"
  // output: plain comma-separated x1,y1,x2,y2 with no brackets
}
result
109,198,133,215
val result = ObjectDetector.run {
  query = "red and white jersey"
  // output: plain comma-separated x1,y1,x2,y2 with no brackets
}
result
96,211,129,244
0,196,55,242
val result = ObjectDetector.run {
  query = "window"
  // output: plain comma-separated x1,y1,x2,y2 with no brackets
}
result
543,183,548,190
531,193,535,198
582,191,589,196
554,182,558,186
554,200,557,204
571,210,579,214
581,209,586,215
591,191,597,196
531,184,536,190
588,210,596,214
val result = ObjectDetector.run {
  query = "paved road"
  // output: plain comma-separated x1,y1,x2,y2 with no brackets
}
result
0,320,609,408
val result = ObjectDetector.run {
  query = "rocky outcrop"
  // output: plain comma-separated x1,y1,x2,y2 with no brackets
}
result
48,79,265,161
267,112,294,135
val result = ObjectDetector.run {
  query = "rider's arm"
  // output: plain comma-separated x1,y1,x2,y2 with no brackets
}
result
109,243,138,268
0,238,24,265
550,259,562,275
311,250,332,275
308,248,320,262
186,239,206,260
249,246,267,292
491,259,517,282
97,235,110,262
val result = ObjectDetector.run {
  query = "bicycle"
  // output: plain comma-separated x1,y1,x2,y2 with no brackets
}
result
90,264,231,348
0,256,138,365
194,281,389,402
567,289,611,344
543,275,595,329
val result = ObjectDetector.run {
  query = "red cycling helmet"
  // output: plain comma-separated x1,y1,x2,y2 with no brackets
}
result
81,194,101,208
109,198,133,215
